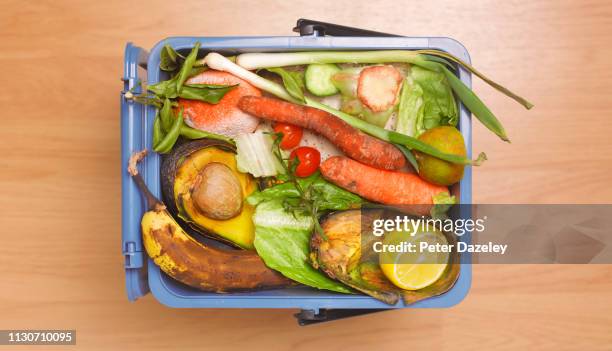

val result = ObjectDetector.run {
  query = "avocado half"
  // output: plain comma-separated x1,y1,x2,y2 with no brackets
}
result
310,209,461,305
161,139,257,249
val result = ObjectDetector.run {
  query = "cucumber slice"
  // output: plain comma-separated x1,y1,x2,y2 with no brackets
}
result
305,64,341,96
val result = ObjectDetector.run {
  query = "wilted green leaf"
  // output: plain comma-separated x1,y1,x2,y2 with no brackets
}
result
160,44,183,72
264,67,305,103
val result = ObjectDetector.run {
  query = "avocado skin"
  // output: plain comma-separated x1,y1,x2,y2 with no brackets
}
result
161,139,256,249
161,139,235,217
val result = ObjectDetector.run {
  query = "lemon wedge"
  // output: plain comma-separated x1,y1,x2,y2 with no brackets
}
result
379,228,449,290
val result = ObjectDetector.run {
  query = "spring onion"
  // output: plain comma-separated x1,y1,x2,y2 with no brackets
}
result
236,50,533,142
236,50,431,70
417,49,534,109
236,50,532,109
204,53,300,104
440,65,509,142
204,52,484,165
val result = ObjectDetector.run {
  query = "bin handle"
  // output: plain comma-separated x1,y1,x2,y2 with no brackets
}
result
293,19,401,37
291,19,401,325
121,43,151,301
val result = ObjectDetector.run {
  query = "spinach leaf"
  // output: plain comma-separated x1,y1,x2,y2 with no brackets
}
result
185,83,236,89
147,77,177,97
147,78,237,104
150,43,237,104
180,84,238,104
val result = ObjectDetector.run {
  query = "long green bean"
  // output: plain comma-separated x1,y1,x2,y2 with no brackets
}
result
154,109,183,154
176,42,200,94
152,113,163,147
159,98,173,132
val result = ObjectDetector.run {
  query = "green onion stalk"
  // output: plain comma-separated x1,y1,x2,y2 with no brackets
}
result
204,52,485,165
235,50,533,142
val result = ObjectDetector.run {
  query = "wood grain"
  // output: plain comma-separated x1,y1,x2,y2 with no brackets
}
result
1,0,611,350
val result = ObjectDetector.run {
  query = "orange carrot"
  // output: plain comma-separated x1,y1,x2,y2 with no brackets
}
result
237,96,406,170
178,70,261,138
320,156,449,214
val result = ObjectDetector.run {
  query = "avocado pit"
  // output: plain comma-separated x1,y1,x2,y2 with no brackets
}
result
192,162,244,220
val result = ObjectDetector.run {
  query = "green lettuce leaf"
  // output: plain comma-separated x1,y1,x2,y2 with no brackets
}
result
247,172,363,211
396,77,424,137
396,66,458,137
251,200,353,293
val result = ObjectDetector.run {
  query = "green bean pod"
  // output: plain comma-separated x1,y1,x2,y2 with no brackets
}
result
159,98,173,132
154,109,183,154
176,42,201,94
152,113,163,147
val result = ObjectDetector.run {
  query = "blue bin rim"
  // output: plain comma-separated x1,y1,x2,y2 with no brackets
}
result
123,35,473,311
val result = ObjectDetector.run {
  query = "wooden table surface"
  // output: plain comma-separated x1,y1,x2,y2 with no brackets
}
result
2,0,611,350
